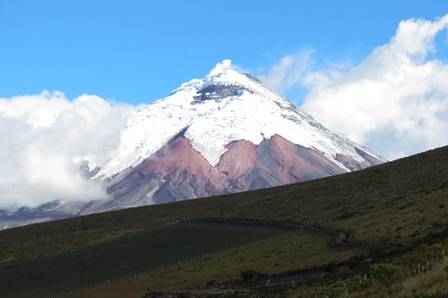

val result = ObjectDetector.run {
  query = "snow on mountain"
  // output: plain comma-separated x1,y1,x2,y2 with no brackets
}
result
94,60,384,180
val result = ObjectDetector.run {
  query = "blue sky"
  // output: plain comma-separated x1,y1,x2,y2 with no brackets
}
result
1,1,448,209
1,0,447,104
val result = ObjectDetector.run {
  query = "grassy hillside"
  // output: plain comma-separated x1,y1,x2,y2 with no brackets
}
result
0,221,289,297
1,145,448,297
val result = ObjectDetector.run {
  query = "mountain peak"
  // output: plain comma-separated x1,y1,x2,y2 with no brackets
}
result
93,61,385,179
200,60,270,100
171,60,263,99
206,59,235,78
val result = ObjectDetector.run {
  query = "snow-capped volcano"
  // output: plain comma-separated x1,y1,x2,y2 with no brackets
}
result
96,60,383,180
0,60,385,229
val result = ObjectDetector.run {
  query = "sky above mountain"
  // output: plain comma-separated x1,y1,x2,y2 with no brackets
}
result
1,1,446,103
0,1,448,209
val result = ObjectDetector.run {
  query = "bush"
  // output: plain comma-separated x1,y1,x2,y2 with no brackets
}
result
369,263,404,286
345,278,373,292
240,269,266,281
330,286,349,298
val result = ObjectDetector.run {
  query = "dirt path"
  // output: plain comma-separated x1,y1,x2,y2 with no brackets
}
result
175,218,402,293
182,217,397,252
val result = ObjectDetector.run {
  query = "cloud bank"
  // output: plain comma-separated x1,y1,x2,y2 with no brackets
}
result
0,91,136,210
264,14,448,159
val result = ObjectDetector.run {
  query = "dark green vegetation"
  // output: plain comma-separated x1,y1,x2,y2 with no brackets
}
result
1,145,448,297
0,222,286,297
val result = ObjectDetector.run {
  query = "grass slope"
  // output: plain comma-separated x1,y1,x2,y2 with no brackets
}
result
1,145,448,297
0,222,287,297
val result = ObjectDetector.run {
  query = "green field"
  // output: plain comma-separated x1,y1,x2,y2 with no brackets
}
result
1,145,448,297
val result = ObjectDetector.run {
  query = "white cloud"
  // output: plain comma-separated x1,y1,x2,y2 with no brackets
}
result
0,91,136,210
265,14,448,160
258,51,315,95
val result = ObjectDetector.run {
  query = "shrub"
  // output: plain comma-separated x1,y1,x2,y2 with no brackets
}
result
413,243,448,265
330,286,349,298
407,262,448,292
369,263,404,286
240,269,266,281
345,278,373,292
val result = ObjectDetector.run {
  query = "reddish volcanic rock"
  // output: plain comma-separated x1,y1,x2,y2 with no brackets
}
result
107,134,350,205
135,137,217,181
218,140,258,179
335,153,363,171
247,134,345,188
